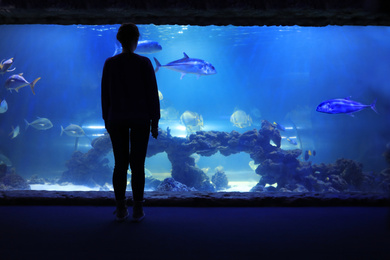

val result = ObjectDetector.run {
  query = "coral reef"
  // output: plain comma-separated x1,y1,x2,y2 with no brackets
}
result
59,149,112,187
0,163,6,179
145,176,162,190
378,143,390,192
0,164,30,190
211,167,230,191
156,177,197,192
27,174,46,185
60,120,390,193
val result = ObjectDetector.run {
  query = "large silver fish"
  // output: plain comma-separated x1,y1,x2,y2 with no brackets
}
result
135,40,162,54
154,52,217,79
25,118,53,130
5,73,41,95
60,124,86,137
0,58,16,75
316,97,378,116
113,40,162,56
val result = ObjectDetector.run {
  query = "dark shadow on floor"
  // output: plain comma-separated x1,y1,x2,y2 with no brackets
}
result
1,206,389,259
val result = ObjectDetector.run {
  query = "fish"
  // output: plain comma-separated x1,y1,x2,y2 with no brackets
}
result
304,150,311,161
135,40,162,54
264,183,278,188
249,160,260,171
113,40,162,56
230,110,252,128
9,125,20,139
158,90,163,100
0,99,8,113
0,58,16,75
60,124,86,137
5,73,41,95
180,110,204,134
160,107,179,120
286,137,298,145
154,52,217,79
272,122,286,131
25,118,53,130
113,42,122,56
316,97,378,116
304,150,317,161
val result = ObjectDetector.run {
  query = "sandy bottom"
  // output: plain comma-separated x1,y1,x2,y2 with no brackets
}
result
30,184,101,191
30,180,259,192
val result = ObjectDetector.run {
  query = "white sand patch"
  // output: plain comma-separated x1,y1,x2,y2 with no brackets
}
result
30,184,101,191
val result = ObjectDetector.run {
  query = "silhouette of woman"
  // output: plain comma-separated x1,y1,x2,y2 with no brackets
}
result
101,23,160,222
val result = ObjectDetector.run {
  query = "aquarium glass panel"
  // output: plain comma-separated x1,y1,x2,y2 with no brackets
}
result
0,24,389,193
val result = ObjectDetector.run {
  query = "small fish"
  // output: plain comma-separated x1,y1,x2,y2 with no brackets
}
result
264,183,278,188
0,58,16,75
154,52,216,79
312,150,316,156
135,40,162,54
286,137,298,145
316,97,378,116
9,125,20,139
158,90,163,100
60,124,86,137
25,118,53,130
272,122,286,131
304,150,313,161
160,107,179,120
180,110,204,134
5,73,41,95
230,110,252,128
0,99,8,113
249,161,260,171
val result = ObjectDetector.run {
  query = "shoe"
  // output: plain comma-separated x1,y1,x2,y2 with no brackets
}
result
132,200,145,223
114,199,129,222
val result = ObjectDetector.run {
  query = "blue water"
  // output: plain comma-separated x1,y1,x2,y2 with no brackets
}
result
0,24,389,190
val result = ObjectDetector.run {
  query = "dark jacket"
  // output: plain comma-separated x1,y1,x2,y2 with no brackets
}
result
101,52,160,126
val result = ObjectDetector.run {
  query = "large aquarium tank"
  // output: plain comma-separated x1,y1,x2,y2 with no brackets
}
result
0,24,389,193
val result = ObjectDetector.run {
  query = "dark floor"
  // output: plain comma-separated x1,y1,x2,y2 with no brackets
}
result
1,206,389,260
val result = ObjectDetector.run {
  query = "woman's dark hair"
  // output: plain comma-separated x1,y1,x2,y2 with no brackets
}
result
116,23,140,47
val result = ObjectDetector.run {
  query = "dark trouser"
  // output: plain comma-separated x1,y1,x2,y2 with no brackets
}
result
106,121,150,202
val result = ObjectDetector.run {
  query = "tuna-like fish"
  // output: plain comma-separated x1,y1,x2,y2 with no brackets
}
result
316,97,378,116
25,118,53,130
113,40,162,56
60,124,86,137
154,52,217,79
0,99,8,113
5,73,41,95
135,40,162,54
0,58,16,75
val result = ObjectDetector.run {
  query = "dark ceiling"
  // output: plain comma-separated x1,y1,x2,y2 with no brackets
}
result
1,0,390,26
